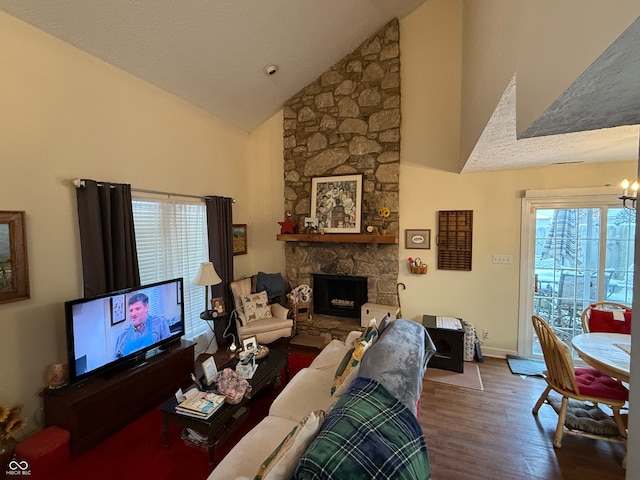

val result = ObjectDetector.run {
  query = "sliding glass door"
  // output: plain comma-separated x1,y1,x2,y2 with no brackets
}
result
520,189,635,357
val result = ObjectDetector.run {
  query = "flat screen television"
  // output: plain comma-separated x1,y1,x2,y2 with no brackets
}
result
65,277,185,385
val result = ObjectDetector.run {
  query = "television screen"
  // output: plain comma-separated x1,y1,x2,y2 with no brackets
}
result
65,277,185,384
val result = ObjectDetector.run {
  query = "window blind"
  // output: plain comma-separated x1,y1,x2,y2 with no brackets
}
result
132,198,209,340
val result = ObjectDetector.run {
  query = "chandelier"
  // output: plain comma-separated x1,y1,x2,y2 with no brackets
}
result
619,179,638,210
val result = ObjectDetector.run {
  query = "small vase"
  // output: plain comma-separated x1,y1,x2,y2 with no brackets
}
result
0,438,17,473
379,228,387,236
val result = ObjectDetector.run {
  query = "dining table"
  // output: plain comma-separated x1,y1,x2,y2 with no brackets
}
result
571,332,631,383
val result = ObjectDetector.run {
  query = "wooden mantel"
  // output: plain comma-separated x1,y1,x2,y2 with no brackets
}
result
276,233,397,244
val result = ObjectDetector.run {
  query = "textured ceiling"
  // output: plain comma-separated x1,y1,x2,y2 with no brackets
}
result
463,75,639,173
1,1,638,172
466,15,640,173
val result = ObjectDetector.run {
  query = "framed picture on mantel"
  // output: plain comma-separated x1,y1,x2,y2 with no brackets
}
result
311,174,362,234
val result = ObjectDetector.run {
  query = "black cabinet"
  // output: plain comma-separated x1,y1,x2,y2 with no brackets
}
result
422,315,465,373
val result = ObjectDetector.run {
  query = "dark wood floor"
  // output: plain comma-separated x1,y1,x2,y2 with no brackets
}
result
420,357,626,479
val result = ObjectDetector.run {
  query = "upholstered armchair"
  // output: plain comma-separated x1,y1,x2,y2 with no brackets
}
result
230,277,293,344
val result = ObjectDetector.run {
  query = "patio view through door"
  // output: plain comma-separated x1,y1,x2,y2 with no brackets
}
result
521,190,635,358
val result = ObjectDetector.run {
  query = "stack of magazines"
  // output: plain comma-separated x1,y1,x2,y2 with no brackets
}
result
176,388,226,419
182,427,209,447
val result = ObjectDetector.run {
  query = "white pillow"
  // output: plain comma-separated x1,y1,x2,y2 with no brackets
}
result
241,291,272,323
256,410,325,480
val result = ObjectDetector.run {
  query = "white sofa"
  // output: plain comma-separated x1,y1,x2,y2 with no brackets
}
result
207,319,435,480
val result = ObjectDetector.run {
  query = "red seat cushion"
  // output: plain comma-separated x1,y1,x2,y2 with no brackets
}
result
575,368,628,401
589,307,632,334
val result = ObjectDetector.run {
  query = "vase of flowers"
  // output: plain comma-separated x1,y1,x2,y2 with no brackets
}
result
0,405,26,470
377,206,390,235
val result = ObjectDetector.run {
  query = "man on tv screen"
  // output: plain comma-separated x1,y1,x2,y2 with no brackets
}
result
114,293,170,358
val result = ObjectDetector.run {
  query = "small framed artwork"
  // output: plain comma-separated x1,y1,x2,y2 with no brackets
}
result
233,224,248,256
242,335,258,352
311,174,362,233
405,229,431,249
110,294,126,325
304,217,319,229
202,356,218,386
210,296,225,316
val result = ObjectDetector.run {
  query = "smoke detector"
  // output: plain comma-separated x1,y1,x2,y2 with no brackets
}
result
264,64,278,76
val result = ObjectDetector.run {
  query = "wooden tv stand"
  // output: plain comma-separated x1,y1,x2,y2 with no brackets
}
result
42,339,195,455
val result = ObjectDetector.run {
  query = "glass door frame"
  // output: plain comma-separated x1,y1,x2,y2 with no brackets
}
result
517,186,623,357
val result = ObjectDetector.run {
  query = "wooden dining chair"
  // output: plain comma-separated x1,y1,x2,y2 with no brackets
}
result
581,302,631,333
531,315,628,448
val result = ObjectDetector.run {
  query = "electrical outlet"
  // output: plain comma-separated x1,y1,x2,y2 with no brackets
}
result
492,254,512,264
481,329,489,343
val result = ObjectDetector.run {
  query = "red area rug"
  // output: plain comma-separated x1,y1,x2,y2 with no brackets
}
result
288,350,316,377
46,351,317,480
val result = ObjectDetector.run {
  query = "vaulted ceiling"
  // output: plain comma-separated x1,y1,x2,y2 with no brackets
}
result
0,0,427,132
1,1,638,172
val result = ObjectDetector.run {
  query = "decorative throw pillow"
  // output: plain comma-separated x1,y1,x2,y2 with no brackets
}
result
255,410,325,480
241,291,272,323
331,338,373,397
356,318,379,344
589,308,632,334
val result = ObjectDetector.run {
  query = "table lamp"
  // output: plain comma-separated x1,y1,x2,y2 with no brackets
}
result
192,261,222,320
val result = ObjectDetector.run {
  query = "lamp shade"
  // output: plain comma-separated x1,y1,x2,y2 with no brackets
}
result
192,262,222,286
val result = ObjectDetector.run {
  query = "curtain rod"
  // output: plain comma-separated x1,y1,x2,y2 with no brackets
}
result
72,179,235,202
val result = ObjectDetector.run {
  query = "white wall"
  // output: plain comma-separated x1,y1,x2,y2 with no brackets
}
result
0,11,251,433
397,161,636,357
243,111,286,278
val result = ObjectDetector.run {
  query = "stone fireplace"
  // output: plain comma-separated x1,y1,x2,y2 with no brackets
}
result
282,19,401,339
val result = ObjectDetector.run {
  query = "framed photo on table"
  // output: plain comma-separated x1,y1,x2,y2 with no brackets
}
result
311,174,362,233
202,357,218,386
242,335,257,352
210,296,225,316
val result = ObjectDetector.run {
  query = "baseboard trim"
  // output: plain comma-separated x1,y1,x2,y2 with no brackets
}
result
479,347,517,359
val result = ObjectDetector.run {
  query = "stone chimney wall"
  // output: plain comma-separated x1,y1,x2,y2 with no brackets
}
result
282,19,400,308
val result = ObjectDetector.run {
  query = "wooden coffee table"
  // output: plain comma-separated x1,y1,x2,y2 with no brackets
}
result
160,346,288,465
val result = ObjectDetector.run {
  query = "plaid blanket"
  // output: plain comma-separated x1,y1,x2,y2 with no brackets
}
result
294,377,430,480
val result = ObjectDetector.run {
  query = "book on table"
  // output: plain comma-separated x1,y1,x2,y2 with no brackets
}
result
176,388,226,419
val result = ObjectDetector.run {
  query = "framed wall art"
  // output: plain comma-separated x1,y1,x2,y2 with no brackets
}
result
110,294,126,325
0,211,30,304
405,229,431,249
233,224,247,255
311,174,362,233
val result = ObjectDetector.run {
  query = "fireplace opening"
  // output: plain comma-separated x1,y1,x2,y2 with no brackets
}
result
312,274,368,318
